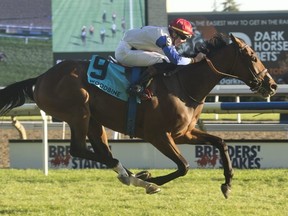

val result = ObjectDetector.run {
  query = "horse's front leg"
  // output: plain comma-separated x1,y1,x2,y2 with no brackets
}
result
112,162,160,194
87,120,160,194
144,132,190,186
175,128,234,199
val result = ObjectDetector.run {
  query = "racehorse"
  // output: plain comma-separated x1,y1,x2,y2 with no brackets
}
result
0,34,277,198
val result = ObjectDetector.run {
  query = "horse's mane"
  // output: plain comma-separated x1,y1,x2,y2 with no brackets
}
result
195,33,230,57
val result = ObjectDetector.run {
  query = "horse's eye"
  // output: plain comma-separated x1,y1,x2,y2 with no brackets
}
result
251,56,257,62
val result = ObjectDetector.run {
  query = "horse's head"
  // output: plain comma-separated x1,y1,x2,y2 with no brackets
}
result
230,34,277,98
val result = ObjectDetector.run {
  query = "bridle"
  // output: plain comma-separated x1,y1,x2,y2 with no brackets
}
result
174,36,273,104
205,42,270,93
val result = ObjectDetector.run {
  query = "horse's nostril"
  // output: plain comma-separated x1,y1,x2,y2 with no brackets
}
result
271,83,278,91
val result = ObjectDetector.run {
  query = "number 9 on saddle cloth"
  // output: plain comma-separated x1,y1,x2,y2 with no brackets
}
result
87,55,138,102
87,55,177,101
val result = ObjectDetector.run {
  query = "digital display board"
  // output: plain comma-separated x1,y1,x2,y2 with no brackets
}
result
52,0,146,63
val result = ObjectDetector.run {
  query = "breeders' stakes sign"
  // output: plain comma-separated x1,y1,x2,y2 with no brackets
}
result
9,140,288,169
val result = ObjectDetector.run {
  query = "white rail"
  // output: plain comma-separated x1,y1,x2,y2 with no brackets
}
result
2,104,49,176
209,84,288,96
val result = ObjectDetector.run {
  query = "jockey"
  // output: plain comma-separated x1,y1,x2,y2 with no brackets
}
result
115,18,206,99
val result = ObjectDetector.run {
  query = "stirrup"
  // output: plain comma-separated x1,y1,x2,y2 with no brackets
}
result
108,55,118,64
128,84,144,96
128,85,152,100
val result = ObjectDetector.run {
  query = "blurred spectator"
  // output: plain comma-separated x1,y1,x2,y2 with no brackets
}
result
111,23,116,38
81,26,86,46
102,11,107,23
121,17,126,33
89,25,94,36
100,27,106,44
112,12,116,23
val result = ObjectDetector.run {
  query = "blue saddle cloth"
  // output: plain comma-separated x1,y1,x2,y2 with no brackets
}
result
87,55,142,137
87,55,131,102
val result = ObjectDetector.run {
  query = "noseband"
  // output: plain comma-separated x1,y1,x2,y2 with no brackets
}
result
205,43,268,93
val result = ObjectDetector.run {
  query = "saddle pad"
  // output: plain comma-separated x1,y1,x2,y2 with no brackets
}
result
87,55,130,101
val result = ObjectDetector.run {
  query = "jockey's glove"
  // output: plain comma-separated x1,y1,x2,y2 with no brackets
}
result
192,52,206,63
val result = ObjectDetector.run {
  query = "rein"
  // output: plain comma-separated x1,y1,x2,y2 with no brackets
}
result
172,39,271,104
204,56,239,79
204,45,268,93
175,46,240,104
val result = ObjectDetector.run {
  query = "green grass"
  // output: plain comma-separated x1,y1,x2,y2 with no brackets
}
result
0,37,53,86
0,169,287,216
0,113,280,122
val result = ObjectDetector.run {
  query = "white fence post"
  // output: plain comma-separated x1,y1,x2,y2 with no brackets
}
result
40,110,48,176
236,96,241,123
214,95,219,120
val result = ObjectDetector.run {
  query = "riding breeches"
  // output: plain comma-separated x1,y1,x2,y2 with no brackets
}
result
115,41,169,67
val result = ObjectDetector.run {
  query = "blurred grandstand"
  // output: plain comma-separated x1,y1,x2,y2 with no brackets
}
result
0,0,51,26
0,0,51,37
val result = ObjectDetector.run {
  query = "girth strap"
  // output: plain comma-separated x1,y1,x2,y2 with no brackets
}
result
126,67,141,138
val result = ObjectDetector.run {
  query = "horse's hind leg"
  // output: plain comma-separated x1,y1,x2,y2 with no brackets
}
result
86,119,118,167
68,113,119,169
87,118,130,185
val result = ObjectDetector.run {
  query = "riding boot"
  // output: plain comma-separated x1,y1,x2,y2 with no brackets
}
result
128,66,157,99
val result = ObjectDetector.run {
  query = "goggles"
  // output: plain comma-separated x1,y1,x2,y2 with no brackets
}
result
177,33,191,40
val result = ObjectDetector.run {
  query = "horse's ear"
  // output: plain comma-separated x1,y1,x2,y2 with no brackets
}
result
230,34,237,44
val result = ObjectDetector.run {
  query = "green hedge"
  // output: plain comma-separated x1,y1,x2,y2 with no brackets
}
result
0,37,53,86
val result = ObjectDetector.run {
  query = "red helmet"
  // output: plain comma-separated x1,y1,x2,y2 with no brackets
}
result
169,18,193,38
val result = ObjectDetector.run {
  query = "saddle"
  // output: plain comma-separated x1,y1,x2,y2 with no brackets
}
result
87,55,147,101
87,55,178,137
108,55,152,99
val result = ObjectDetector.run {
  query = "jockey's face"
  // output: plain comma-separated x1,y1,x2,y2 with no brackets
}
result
171,31,189,47
174,36,187,47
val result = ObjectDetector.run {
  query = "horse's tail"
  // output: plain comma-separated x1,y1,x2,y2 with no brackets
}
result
0,77,38,115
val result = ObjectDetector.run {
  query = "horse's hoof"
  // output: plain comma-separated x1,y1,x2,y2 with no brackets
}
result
135,170,152,180
221,184,231,199
117,175,130,186
146,183,161,194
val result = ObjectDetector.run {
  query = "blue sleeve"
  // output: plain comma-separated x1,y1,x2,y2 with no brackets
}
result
163,46,191,65
162,46,180,64
156,36,191,65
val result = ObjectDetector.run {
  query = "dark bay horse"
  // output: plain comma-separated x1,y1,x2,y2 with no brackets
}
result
0,34,277,198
